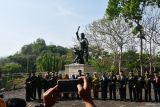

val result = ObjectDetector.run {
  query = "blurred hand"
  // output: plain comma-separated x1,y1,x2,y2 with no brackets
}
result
43,77,96,107
77,76,96,107
43,85,58,107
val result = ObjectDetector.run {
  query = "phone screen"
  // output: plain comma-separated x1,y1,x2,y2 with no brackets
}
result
57,79,83,92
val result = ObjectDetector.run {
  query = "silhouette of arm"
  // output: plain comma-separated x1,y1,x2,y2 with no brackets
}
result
85,38,89,46
76,26,80,41
77,76,96,107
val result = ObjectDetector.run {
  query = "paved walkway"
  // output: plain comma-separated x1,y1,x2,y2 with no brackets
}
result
3,88,160,107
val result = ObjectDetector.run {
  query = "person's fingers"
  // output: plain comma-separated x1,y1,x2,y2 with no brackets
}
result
43,85,58,107
43,85,58,97
77,84,83,91
78,76,88,89
50,85,58,93
82,76,88,89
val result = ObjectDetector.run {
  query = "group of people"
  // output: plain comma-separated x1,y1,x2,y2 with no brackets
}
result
91,70,160,102
25,70,86,101
1,76,96,107
25,72,58,101
25,70,160,103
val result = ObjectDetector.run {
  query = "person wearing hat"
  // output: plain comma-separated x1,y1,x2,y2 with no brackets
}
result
144,71,152,102
152,71,160,102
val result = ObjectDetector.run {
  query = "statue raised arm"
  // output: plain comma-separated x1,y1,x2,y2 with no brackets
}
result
75,26,89,63
76,26,80,41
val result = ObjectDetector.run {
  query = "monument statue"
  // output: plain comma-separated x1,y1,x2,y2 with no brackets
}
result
65,26,95,76
75,26,89,64
73,47,84,64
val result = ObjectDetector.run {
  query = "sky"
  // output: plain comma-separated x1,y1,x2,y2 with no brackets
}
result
0,0,107,57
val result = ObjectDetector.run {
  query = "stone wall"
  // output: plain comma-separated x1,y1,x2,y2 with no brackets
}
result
65,63,96,77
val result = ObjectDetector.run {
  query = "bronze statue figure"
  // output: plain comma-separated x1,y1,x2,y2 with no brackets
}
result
75,26,89,64
73,48,84,64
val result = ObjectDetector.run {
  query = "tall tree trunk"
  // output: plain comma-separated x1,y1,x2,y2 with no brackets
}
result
140,31,143,76
119,46,122,74
113,52,116,65
149,37,152,75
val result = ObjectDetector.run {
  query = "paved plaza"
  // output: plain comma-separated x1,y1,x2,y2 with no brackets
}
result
3,88,160,107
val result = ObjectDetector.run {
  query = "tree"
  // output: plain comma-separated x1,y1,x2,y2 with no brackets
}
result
2,62,21,73
36,50,53,72
21,44,33,55
143,11,160,74
106,0,160,75
32,38,46,55
36,50,66,72
85,19,107,57
101,18,132,73
56,46,68,56
123,50,139,71
85,17,132,73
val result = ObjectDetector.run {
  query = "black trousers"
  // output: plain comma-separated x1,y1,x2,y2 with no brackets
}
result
154,87,160,102
145,87,151,102
101,87,107,99
129,86,136,101
37,87,42,100
119,86,126,100
109,85,116,100
25,87,32,101
136,87,142,101
32,87,37,99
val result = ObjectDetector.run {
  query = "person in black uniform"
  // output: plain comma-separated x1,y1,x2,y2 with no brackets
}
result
119,71,127,101
76,70,84,78
100,73,108,100
144,72,152,102
136,72,144,102
30,72,37,99
152,71,160,102
108,72,117,100
25,73,32,101
50,72,58,88
86,73,92,88
85,72,92,98
128,71,136,101
43,74,50,92
36,73,43,100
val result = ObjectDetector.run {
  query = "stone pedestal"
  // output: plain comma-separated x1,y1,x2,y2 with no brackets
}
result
65,63,96,76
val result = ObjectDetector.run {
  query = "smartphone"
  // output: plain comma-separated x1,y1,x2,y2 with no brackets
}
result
57,79,83,92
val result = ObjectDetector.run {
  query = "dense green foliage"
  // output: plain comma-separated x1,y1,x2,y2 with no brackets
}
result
2,62,21,73
36,50,66,72
0,38,69,73
106,0,160,21
106,0,160,74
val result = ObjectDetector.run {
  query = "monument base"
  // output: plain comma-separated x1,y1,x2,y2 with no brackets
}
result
65,63,96,76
